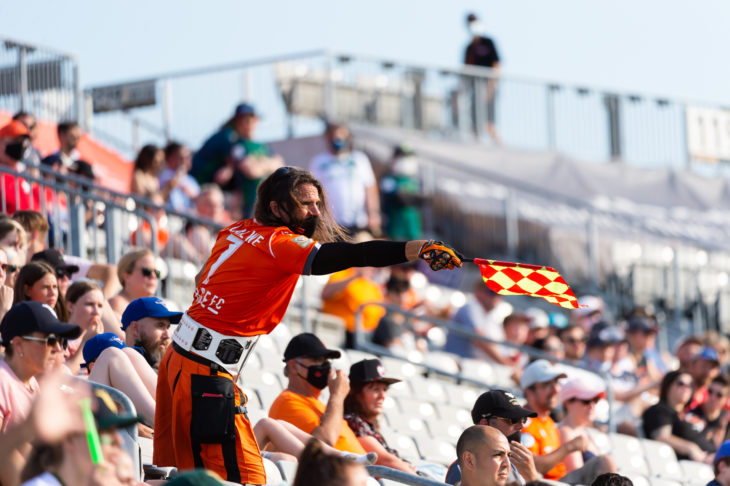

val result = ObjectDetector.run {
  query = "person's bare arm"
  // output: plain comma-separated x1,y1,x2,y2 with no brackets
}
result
102,298,125,336
558,425,584,472
238,154,283,179
365,184,381,233
309,370,349,446
532,435,588,475
86,263,121,298
652,425,712,462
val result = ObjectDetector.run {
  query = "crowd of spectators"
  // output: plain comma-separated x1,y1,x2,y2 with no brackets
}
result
1,98,730,486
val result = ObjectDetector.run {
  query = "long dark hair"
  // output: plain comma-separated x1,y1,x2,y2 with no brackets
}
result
253,166,347,243
13,261,68,321
659,369,692,406
134,144,161,173
344,381,381,432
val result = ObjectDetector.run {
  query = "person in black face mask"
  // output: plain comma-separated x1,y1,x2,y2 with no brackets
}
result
269,333,370,455
0,120,35,214
445,390,542,486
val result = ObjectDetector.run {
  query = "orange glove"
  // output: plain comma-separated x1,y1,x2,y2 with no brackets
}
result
418,240,463,271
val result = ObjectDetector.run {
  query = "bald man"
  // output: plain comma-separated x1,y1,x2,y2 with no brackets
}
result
457,425,512,486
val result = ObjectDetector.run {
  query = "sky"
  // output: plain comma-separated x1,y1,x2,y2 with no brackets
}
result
2,0,729,106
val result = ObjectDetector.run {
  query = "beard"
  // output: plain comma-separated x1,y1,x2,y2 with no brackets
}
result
136,334,169,370
507,430,522,443
291,215,320,238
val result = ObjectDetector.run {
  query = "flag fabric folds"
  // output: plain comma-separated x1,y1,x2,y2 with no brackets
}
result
473,258,581,309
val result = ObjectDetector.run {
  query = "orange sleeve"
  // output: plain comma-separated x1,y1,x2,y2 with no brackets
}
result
268,392,322,435
269,231,319,275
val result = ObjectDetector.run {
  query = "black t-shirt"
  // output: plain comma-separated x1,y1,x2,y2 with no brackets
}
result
642,402,715,458
464,37,500,68
686,405,724,448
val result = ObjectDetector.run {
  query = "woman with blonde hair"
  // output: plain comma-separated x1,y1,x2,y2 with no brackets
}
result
108,248,159,319
0,217,27,265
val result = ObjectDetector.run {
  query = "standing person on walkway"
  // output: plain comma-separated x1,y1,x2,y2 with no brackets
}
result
153,166,463,484
464,12,501,144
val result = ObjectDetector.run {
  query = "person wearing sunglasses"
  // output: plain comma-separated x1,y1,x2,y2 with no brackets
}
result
642,369,716,462
108,248,159,320
557,376,608,475
155,166,463,484
521,360,615,485
446,389,541,485
686,375,730,451
0,247,14,323
0,301,81,433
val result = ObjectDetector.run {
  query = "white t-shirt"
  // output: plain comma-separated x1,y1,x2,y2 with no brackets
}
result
310,150,376,228
22,472,63,486
0,359,39,433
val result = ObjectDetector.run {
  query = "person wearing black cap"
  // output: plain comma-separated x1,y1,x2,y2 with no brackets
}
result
446,390,541,485
31,248,80,299
0,301,81,433
269,333,367,457
342,358,415,473
154,165,462,484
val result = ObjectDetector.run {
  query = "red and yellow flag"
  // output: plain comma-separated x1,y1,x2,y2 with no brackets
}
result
474,258,581,309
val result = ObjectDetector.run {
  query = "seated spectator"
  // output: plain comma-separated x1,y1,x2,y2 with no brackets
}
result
0,121,41,214
688,347,721,410
532,335,565,362
710,441,730,486
558,376,607,474
41,121,81,174
30,249,79,300
0,217,28,265
704,331,730,374
321,235,386,348
0,302,81,432
455,425,513,486
310,122,381,235
168,184,228,264
372,275,424,353
622,315,667,381
571,295,605,332
676,335,704,370
159,141,199,212
521,359,615,484
501,312,531,369
685,375,730,451
591,473,634,486
3,246,22,289
343,358,416,473
642,369,715,462
108,248,158,319
62,280,104,374
13,261,68,322
120,296,180,370
445,389,541,485
444,280,515,369
292,438,370,486
84,332,158,427
130,144,165,205
11,210,47,262
269,333,367,454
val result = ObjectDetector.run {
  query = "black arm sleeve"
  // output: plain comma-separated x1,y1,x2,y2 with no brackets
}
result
309,241,409,276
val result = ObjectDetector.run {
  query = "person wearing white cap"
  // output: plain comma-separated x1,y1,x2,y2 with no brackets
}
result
521,360,614,485
558,377,613,475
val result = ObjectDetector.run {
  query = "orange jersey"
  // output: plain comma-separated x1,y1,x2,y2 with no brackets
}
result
523,415,566,480
187,219,319,337
321,268,385,333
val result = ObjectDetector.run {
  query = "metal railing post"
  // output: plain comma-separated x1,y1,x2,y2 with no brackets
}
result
105,206,122,265
505,189,519,260
18,46,28,112
69,198,87,257
604,93,622,160
587,213,600,289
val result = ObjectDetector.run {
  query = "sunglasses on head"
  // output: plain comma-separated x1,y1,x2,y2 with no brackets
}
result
20,334,68,349
1,263,18,273
140,267,161,279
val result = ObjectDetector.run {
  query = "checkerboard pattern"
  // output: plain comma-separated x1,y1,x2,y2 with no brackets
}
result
474,258,581,309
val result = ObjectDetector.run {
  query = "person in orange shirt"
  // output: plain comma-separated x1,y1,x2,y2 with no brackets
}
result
269,333,365,455
154,166,463,485
521,360,614,485
321,266,385,349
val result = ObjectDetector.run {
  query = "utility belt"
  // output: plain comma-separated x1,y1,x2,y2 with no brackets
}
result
172,313,259,377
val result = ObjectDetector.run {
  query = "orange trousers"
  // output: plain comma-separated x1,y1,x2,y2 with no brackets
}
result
154,344,265,485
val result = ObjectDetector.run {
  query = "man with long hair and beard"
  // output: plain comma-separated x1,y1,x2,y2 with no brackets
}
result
153,166,463,484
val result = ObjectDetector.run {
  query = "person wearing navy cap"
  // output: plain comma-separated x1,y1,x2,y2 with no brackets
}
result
688,347,721,410
121,297,182,369
710,440,730,486
0,302,81,432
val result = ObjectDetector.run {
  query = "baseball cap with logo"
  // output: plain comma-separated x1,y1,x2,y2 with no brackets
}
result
121,297,183,331
282,333,341,361
471,389,537,424
349,359,401,386
82,333,127,367
0,301,81,345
